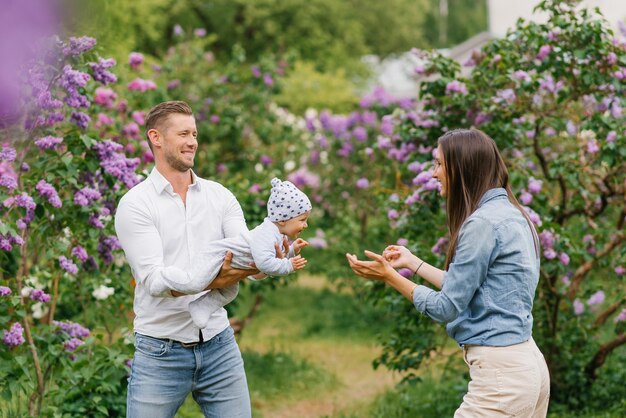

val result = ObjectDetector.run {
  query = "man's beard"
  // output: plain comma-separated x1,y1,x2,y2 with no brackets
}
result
165,152,194,172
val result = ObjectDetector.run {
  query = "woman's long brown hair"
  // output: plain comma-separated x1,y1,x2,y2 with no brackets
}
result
438,129,539,269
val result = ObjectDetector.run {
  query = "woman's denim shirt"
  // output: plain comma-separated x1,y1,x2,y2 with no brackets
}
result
412,188,540,347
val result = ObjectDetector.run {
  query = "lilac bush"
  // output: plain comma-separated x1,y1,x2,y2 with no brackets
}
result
344,1,625,410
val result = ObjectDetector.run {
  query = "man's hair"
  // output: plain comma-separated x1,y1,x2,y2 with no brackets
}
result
144,101,193,152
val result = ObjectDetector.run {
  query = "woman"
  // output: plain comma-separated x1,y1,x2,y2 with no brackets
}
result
346,128,550,417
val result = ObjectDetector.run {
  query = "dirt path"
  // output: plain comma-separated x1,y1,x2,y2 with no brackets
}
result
239,275,404,418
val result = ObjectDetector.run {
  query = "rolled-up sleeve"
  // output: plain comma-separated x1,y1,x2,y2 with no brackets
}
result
412,217,497,323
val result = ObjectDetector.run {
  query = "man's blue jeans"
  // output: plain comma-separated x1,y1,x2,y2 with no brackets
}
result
127,326,251,418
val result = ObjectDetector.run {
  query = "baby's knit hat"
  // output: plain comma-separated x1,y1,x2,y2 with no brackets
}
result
267,177,312,222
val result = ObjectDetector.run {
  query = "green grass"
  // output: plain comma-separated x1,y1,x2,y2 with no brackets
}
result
177,350,339,418
235,277,391,343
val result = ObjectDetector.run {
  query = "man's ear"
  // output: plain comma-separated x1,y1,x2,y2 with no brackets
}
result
147,128,161,149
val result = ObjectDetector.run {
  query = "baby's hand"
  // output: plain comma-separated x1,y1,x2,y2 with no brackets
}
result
293,238,309,254
290,255,307,271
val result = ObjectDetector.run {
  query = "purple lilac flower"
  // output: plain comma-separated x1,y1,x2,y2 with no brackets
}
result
263,73,274,86
539,230,555,248
396,238,409,246
573,299,585,315
260,155,272,166
559,252,570,266
98,235,122,264
92,141,141,188
543,248,557,260
53,320,90,338
59,65,91,108
132,111,146,125
432,237,448,255
536,45,552,60
519,190,533,205
587,139,599,154
128,52,144,69
194,28,207,37
45,112,65,126
566,120,577,136
70,112,90,129
0,146,16,162
606,131,617,143
173,24,183,36
353,126,367,142
512,70,531,82
30,289,51,303
0,174,17,190
614,309,626,323
0,286,11,296
387,209,399,220
445,80,468,96
0,237,12,251
63,36,96,56
123,122,140,138
210,115,220,124
74,187,101,207
167,79,181,90
251,65,261,78
494,88,516,105
287,167,321,189
615,266,625,275
378,116,394,137
356,178,369,189
539,75,564,94
71,246,89,262
611,101,622,119
94,87,117,108
127,78,157,92
16,193,36,210
59,256,78,275
309,229,328,249
96,113,114,127
35,180,62,208
528,178,543,194
522,206,542,226
64,338,85,352
474,112,491,125
408,162,423,173
3,323,25,347
89,58,117,85
587,290,605,306
248,184,261,193
89,214,104,229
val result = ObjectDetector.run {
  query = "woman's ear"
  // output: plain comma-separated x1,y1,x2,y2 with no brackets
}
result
276,220,286,226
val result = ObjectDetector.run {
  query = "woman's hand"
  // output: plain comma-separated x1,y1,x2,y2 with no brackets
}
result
383,245,418,270
346,250,395,281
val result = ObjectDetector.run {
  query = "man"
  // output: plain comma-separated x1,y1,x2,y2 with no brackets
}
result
115,100,258,417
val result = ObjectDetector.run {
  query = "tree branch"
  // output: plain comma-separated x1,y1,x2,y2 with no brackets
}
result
567,232,625,299
594,299,625,327
585,333,626,380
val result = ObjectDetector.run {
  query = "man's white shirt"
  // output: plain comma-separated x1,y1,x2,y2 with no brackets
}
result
115,167,248,343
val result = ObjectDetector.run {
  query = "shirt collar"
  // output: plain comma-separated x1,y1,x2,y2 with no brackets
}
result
148,167,201,194
478,187,508,207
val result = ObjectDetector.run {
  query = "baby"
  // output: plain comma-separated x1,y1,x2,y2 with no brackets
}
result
151,177,311,328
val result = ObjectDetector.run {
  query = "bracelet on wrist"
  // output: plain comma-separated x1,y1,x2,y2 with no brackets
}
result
414,260,425,276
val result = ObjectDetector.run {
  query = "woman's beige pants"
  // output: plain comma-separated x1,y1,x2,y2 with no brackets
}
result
455,337,550,417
